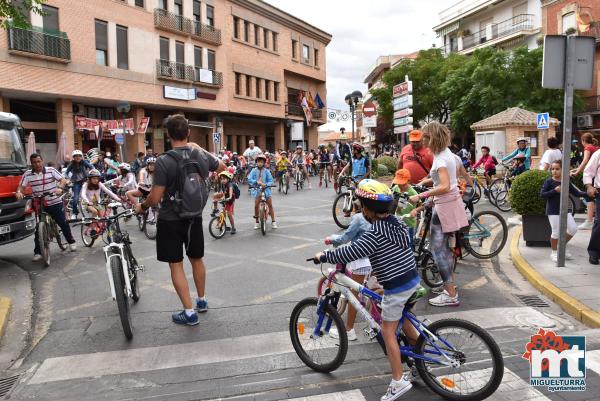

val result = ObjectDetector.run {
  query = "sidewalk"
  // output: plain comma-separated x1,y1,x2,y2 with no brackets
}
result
510,224,600,328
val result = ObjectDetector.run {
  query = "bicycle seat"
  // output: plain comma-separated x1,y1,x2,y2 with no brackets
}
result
405,286,429,307
108,202,121,208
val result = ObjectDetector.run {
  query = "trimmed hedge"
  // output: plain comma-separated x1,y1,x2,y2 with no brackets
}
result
377,156,397,175
377,164,389,177
509,169,550,215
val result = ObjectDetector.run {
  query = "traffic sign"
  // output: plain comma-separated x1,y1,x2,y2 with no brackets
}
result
115,133,124,145
537,113,550,129
362,100,377,117
213,132,221,143
394,108,413,119
394,117,413,126
393,80,413,98
394,125,413,134
393,95,413,111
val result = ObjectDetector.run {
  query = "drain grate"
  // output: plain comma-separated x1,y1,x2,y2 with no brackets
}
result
0,375,20,399
515,294,550,307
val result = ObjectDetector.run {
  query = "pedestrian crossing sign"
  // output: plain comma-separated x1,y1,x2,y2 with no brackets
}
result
537,113,550,129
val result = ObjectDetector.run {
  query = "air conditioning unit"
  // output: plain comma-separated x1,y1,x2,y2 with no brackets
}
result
72,103,85,115
577,114,593,128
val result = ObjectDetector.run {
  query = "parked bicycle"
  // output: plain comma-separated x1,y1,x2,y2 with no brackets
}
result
27,192,68,267
250,184,276,236
332,176,360,229
290,259,504,400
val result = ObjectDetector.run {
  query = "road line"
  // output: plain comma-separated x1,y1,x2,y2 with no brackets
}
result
268,233,319,242
462,276,488,290
207,260,245,274
55,297,112,315
250,279,316,304
286,389,365,401
256,259,320,274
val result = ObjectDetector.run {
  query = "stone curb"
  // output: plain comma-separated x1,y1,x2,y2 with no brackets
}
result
0,296,12,341
510,226,600,328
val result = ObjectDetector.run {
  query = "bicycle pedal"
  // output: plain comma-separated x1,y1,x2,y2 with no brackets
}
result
137,264,145,272
363,327,378,340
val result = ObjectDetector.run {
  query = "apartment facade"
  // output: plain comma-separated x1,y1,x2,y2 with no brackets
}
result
434,0,542,55
542,0,600,136
0,0,330,161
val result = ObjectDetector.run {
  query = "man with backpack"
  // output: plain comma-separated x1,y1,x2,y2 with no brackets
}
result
136,115,225,326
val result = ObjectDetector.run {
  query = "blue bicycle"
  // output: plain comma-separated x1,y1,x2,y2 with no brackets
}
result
289,261,504,400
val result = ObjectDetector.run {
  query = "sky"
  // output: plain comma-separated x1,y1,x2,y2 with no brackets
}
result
265,0,457,131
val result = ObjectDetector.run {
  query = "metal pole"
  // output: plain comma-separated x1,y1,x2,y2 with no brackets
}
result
557,36,576,267
351,104,355,142
121,112,128,162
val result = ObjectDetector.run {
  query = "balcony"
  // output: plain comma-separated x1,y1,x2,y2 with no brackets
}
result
154,8,221,45
583,96,600,113
7,26,70,62
461,14,535,53
285,102,323,121
156,59,223,88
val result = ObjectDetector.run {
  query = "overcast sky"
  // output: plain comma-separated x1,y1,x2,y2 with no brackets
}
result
265,0,457,131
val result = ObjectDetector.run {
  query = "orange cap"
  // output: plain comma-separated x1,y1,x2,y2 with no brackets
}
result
409,130,423,141
392,169,411,185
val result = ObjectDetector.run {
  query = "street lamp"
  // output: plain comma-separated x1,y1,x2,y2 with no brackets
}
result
345,90,362,142
116,101,130,161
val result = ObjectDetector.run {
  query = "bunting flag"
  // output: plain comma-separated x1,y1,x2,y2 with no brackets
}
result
314,93,325,109
307,91,316,108
301,95,313,125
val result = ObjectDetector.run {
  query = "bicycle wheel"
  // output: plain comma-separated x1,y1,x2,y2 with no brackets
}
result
324,169,329,188
80,223,97,247
316,277,347,315
464,211,508,259
492,189,512,212
38,222,50,268
128,252,141,303
289,297,348,373
284,175,289,195
414,318,504,401
420,251,443,288
144,208,157,240
260,204,267,236
471,181,481,204
110,254,134,340
138,212,145,231
295,172,300,191
208,215,227,239
332,192,354,229
53,222,68,251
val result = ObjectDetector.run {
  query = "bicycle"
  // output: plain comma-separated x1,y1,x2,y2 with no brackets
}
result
138,203,158,240
208,200,231,239
78,200,116,247
290,259,504,400
319,162,332,188
293,164,306,191
277,167,291,195
250,184,276,236
331,176,360,229
27,192,69,267
488,163,513,212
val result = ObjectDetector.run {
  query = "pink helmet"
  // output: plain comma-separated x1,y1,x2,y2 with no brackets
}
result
227,166,236,174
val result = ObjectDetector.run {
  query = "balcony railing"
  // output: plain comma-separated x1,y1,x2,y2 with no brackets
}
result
285,103,323,120
584,96,600,113
156,59,223,87
463,14,534,50
7,26,70,62
154,8,221,45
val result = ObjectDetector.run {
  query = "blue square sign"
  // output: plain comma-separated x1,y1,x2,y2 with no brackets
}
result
537,113,550,129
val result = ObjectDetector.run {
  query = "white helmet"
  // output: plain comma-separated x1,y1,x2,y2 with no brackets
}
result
118,162,131,171
72,149,83,157
145,157,156,164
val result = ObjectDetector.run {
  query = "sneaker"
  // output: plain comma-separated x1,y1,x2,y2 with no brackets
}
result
210,209,218,217
231,227,237,235
431,285,457,295
428,290,460,307
271,221,278,229
32,254,42,262
578,220,594,230
550,251,558,262
403,366,419,383
69,243,77,252
329,328,358,341
254,222,260,229
171,310,199,326
381,378,412,401
196,298,208,313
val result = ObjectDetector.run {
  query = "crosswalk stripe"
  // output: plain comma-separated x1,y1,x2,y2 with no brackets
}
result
587,350,600,376
286,389,365,401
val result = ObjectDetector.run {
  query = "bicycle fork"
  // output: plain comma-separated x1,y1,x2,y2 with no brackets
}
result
103,243,133,300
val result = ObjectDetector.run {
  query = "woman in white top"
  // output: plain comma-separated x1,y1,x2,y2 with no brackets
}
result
80,169,121,216
126,157,156,206
107,163,137,194
539,137,562,171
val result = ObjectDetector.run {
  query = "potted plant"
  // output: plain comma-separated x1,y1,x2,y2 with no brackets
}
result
509,170,551,246
457,29,471,38
565,27,577,35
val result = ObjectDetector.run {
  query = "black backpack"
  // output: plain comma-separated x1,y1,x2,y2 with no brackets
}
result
166,149,208,219
232,183,241,199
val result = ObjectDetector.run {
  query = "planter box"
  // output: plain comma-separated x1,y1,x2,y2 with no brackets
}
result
522,214,551,247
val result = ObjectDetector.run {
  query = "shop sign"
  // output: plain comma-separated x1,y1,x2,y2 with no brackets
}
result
75,116,134,133
136,117,151,134
163,85,197,101
393,80,413,98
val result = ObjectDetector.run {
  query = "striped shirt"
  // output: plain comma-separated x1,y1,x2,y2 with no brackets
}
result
323,215,418,291
19,167,64,206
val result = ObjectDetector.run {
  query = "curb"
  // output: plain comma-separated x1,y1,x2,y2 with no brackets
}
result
510,226,600,328
0,297,12,341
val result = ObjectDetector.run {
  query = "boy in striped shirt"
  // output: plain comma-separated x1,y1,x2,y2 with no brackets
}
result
315,179,419,401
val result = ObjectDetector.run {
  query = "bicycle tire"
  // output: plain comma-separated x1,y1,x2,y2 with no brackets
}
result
38,221,50,268
420,251,443,288
81,223,97,247
52,221,68,251
144,209,157,240
493,189,512,212
414,318,504,401
289,297,348,373
128,252,141,303
110,254,134,340
464,210,508,259
260,204,266,236
208,215,227,239
332,192,354,229
295,172,300,191
138,212,146,231
285,175,289,194
471,181,481,204
316,277,347,315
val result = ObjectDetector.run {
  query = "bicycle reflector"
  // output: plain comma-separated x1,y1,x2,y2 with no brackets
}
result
441,378,455,388
298,323,305,335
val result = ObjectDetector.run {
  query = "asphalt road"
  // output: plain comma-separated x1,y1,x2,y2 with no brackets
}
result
1,176,599,401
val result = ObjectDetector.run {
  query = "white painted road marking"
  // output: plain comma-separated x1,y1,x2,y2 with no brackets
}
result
286,389,365,401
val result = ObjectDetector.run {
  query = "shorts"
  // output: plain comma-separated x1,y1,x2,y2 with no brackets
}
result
156,218,204,263
548,214,577,239
347,257,371,275
319,162,329,170
138,187,150,197
276,170,286,178
381,283,420,322
224,201,234,214
485,168,496,176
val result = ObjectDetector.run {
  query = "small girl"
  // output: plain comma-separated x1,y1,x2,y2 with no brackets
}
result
81,169,121,216
324,212,371,341
540,160,588,262
211,171,236,234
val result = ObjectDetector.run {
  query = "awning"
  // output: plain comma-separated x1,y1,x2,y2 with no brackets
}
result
436,21,459,37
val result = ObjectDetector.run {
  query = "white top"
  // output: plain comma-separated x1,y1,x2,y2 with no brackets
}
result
81,182,121,205
243,146,262,163
539,148,562,170
431,148,458,189
138,168,153,190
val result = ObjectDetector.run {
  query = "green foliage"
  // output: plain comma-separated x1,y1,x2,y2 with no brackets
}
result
371,158,379,178
571,172,584,190
0,0,45,29
509,169,550,215
377,163,389,177
376,156,397,175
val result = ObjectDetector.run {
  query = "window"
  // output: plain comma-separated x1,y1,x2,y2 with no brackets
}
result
272,32,277,52
562,12,576,33
265,80,270,100
233,17,239,38
158,0,167,10
273,81,279,102
95,19,108,66
42,4,59,32
292,39,297,58
314,48,319,67
174,0,182,14
193,0,201,21
175,41,184,63
524,131,539,156
135,0,144,7
159,36,169,61
12,0,30,24
235,73,241,95
244,20,249,42
245,74,251,96
194,46,202,67
256,78,261,99
302,44,309,60
206,5,214,26
116,25,128,70
254,25,260,46
207,49,215,70
263,28,269,49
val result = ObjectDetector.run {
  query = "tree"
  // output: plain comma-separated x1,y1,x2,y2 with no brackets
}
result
0,0,45,29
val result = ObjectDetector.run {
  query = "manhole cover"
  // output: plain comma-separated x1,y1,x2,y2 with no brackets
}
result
515,294,550,308
0,375,20,399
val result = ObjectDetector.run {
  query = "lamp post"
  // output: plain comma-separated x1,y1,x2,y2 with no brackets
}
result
345,90,363,142
116,101,130,162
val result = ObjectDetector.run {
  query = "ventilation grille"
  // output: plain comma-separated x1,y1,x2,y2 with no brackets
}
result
0,375,20,399
515,294,550,307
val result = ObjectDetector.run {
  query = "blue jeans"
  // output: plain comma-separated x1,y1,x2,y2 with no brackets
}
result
71,181,83,215
34,202,75,255
588,196,600,258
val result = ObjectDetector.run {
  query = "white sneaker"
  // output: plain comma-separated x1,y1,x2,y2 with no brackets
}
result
550,252,558,262
254,222,259,230
428,290,459,307
566,250,574,260
271,221,278,229
32,254,42,262
329,327,358,341
381,378,412,401
69,243,77,252
578,220,594,230
403,366,418,383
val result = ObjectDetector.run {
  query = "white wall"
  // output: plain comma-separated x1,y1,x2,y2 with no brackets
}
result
128,27,156,74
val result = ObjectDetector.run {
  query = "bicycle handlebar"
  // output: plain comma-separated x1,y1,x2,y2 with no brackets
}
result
248,185,277,189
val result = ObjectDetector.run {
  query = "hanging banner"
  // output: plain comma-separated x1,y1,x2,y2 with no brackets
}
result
136,117,151,134
75,116,134,134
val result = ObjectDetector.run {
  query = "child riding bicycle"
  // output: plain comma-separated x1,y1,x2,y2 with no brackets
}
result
126,157,155,206
276,151,292,190
81,169,122,216
211,171,237,234
248,153,277,229
314,179,419,401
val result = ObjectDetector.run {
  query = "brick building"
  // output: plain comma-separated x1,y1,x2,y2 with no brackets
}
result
0,0,330,161
541,0,600,136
